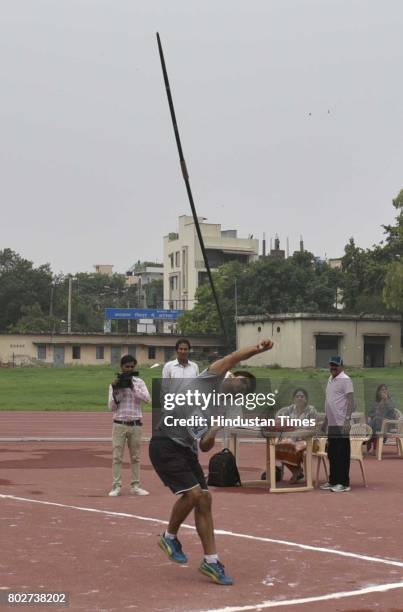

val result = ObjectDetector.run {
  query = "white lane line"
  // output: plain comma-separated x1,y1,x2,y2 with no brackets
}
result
1,494,403,570
200,581,403,612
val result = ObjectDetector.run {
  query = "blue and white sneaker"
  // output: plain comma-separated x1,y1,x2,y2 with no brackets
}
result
199,560,234,585
158,533,188,563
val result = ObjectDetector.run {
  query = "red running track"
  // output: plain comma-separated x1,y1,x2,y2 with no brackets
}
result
1,412,403,611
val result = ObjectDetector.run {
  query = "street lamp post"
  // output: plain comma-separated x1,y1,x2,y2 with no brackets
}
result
67,276,73,334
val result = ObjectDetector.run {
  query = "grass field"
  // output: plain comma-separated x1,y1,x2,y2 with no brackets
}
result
0,364,402,411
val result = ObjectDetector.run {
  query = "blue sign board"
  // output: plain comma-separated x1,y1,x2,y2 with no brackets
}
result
105,308,184,321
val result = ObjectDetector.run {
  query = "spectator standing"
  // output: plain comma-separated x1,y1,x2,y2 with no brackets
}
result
162,338,199,379
108,354,151,497
321,356,354,493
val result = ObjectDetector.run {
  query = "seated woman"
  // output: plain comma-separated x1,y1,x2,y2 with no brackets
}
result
275,389,317,484
367,384,398,452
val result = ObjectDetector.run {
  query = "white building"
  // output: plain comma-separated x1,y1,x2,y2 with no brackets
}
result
126,261,163,306
163,215,259,312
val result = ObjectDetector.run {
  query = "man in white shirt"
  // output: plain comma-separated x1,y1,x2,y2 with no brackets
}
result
320,356,354,493
162,338,199,379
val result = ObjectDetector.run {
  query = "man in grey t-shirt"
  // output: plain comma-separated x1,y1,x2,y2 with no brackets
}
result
149,339,274,586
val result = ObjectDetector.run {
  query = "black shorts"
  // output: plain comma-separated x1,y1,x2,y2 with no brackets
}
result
149,437,208,495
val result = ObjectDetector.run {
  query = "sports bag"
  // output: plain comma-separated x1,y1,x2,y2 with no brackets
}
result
207,448,241,487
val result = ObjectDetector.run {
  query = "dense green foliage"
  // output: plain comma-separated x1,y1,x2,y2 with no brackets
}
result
0,250,163,334
0,190,402,340
179,190,403,342
179,254,340,342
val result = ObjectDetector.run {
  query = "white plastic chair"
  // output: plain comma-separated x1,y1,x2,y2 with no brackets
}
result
350,423,372,486
351,411,366,424
376,409,403,460
312,437,328,488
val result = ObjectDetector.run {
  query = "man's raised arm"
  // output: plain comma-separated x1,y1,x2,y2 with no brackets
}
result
208,340,274,377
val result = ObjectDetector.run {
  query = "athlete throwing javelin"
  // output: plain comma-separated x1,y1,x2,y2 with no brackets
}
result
149,339,274,585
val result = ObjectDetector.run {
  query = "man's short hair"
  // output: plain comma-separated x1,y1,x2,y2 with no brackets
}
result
232,370,257,393
175,338,191,351
120,354,137,366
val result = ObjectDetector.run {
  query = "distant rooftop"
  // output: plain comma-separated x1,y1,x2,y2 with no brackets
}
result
237,312,402,323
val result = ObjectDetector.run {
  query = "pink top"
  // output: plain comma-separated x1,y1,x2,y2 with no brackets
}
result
108,377,151,421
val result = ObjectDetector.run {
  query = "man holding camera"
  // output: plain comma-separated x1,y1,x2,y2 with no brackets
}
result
108,354,151,497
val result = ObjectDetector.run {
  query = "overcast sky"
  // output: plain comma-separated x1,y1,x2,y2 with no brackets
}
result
1,0,402,275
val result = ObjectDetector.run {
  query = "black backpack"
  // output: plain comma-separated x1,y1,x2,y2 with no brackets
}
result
207,448,241,487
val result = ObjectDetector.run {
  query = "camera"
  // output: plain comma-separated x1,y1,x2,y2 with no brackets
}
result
113,371,139,389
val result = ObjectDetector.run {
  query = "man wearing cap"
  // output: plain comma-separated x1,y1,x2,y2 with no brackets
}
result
320,356,354,492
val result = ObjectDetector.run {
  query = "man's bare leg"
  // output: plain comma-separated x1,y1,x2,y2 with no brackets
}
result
167,486,201,534
194,491,216,555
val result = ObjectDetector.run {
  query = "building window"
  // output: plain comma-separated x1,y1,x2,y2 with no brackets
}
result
37,345,46,360
175,251,180,267
182,248,187,289
96,346,104,360
148,347,156,359
72,346,81,360
169,253,174,269
169,275,178,291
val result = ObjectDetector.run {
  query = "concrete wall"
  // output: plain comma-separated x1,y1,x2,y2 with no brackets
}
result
299,319,401,367
238,319,303,368
237,316,402,368
0,333,223,367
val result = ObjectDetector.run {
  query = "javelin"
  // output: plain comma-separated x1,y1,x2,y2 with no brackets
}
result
156,32,229,348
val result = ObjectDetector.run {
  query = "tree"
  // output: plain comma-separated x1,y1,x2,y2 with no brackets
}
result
340,190,403,313
0,249,53,331
383,261,403,311
51,272,139,333
144,279,163,308
341,239,390,312
179,254,340,345
382,189,403,258
9,304,55,333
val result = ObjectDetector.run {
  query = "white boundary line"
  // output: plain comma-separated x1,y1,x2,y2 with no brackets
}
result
2,494,403,611
0,437,150,442
1,494,403,569
200,581,403,612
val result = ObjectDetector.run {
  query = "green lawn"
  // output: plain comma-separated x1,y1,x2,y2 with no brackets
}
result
0,364,402,411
